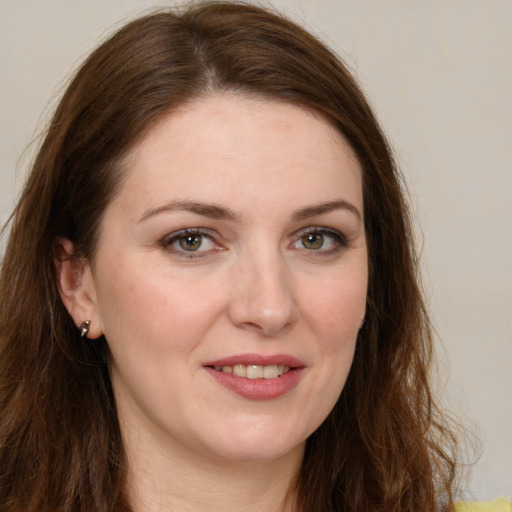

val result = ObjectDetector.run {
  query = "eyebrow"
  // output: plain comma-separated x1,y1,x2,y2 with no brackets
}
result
138,198,361,224
292,200,362,222
138,200,241,223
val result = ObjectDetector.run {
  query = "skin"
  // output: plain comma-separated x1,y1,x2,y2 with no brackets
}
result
56,93,368,511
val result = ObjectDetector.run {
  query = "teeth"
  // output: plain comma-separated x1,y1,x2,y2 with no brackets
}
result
213,364,291,379
247,365,263,379
263,365,279,379
233,364,247,377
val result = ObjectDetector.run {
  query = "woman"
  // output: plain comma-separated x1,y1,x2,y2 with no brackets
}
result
0,2,502,511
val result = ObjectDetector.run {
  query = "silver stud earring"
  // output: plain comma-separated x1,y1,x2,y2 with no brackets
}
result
79,320,90,338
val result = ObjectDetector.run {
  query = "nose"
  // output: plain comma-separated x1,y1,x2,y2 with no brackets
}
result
227,249,299,336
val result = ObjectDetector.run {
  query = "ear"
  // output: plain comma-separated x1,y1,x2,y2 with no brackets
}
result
53,237,103,339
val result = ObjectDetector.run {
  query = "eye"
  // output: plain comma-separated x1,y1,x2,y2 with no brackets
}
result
301,232,326,250
164,229,219,256
291,228,347,253
176,233,208,251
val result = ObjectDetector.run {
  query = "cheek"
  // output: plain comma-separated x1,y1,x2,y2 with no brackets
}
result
94,255,227,354
302,267,367,350
314,272,366,390
294,269,366,436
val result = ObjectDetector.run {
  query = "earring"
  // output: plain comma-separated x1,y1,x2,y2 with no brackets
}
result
79,320,90,338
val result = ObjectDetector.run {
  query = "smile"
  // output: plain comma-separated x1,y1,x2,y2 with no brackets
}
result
211,364,292,379
204,354,304,399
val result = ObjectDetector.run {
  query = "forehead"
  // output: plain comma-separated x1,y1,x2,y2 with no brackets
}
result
114,93,363,219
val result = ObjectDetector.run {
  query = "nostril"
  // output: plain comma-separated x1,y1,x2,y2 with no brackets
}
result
242,321,264,331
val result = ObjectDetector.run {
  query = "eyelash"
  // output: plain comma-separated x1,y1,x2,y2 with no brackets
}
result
162,228,221,258
161,226,348,259
292,227,348,255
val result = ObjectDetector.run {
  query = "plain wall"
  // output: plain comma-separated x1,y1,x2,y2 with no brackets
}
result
1,0,510,501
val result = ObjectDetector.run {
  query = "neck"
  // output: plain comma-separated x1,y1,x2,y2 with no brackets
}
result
122,422,304,512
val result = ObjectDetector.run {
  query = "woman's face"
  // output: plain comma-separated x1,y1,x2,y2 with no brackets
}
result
84,94,367,464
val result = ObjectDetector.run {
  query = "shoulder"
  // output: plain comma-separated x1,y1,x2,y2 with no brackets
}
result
454,498,511,512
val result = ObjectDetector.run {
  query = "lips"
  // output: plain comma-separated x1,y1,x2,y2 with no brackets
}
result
203,353,305,400
205,353,304,368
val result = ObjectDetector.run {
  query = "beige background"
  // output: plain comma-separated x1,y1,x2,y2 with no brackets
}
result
1,0,510,501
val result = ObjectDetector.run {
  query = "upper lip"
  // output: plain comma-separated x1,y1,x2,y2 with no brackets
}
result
204,353,305,368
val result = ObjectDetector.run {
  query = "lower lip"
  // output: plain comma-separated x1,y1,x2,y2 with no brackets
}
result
204,367,304,400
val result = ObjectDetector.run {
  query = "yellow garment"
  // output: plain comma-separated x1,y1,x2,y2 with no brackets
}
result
455,498,511,511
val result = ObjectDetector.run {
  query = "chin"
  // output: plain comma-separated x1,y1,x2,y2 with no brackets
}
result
212,442,305,464
197,422,307,464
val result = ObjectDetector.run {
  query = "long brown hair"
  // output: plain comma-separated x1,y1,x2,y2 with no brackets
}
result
0,3,458,511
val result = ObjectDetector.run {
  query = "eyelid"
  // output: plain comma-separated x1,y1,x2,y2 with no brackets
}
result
291,226,348,252
162,228,224,257
295,226,347,240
